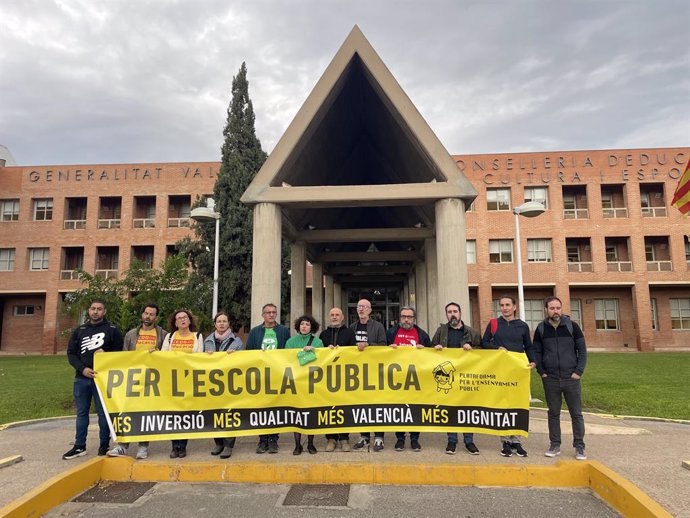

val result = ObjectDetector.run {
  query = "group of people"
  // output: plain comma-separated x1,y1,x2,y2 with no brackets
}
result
62,294,587,462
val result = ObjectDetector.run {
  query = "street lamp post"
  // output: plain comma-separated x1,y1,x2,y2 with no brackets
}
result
190,198,221,318
513,201,546,321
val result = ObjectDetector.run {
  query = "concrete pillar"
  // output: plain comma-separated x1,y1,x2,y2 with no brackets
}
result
425,238,439,328
324,275,334,325
414,261,428,332
408,271,416,308
312,263,324,325
250,203,282,326
435,198,470,321
333,282,342,309
290,241,306,332
403,280,409,306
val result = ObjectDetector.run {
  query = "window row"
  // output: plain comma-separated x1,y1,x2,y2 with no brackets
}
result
0,245,180,275
491,298,690,332
0,195,209,228
474,183,670,219
464,236,690,271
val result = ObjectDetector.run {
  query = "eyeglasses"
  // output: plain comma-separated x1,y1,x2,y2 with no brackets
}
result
357,305,370,310
175,316,189,321
400,314,415,320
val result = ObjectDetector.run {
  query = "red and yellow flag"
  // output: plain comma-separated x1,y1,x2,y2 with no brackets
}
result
671,158,690,215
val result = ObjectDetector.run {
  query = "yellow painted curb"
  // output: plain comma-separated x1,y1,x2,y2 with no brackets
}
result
1,458,672,518
588,461,673,518
0,457,102,518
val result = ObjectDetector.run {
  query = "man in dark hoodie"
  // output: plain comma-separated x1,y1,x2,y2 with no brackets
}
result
533,296,587,461
63,298,123,459
431,302,481,455
320,307,356,452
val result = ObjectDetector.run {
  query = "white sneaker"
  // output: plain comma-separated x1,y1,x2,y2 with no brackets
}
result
544,445,561,458
575,447,587,460
135,446,149,459
107,445,128,457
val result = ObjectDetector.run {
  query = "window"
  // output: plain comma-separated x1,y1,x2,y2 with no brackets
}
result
670,298,690,330
486,188,511,211
524,187,548,209
527,239,552,262
1,199,19,221
466,240,476,264
570,299,582,327
595,299,619,330
640,192,651,208
29,248,49,271
651,298,658,331
489,239,513,263
645,244,655,262
567,245,581,263
563,193,576,210
33,198,53,221
0,248,15,271
466,200,475,212
14,305,35,316
523,299,544,331
492,299,500,317
605,245,618,262
685,237,690,263
601,192,613,209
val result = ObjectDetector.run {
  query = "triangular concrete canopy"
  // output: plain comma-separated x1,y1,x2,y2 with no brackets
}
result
241,25,476,210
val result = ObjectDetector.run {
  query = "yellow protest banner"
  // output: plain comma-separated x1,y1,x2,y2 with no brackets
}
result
94,347,531,442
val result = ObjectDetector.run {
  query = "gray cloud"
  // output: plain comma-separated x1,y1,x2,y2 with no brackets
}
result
0,0,688,166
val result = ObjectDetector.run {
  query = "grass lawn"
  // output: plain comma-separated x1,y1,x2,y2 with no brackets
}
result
0,353,688,425
0,356,75,425
530,352,690,420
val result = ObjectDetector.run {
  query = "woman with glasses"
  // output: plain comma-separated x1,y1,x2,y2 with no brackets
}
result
161,308,204,458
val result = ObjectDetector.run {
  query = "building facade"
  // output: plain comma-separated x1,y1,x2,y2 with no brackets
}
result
0,147,688,354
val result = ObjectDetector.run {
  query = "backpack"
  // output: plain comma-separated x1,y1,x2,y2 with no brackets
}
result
536,319,574,341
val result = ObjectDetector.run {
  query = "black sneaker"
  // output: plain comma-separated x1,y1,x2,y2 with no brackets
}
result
98,444,109,456
394,439,405,451
500,441,513,457
410,440,421,452
256,442,268,454
465,442,480,455
63,446,87,460
445,443,457,455
512,443,528,457
268,441,279,454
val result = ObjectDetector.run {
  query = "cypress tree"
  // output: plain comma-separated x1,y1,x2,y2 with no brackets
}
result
184,63,267,330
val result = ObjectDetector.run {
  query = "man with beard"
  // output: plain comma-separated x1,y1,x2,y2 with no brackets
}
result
63,298,124,460
386,306,431,452
533,296,587,460
107,303,168,459
350,298,387,451
320,307,356,452
431,302,482,455
246,303,290,454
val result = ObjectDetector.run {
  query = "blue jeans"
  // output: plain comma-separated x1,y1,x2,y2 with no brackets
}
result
395,432,420,441
447,432,474,445
73,377,110,448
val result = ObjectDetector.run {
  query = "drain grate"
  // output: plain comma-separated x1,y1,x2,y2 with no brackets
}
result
283,484,350,507
73,481,156,503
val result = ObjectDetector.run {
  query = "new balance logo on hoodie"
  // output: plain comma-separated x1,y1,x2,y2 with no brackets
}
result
81,332,106,354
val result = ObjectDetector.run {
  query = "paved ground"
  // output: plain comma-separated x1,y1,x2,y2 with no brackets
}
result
1,409,688,516
43,483,621,518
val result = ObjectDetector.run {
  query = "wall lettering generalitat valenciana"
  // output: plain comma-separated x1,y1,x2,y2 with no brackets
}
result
27,166,219,183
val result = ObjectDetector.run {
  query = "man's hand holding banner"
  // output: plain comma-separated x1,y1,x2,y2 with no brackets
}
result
95,347,531,442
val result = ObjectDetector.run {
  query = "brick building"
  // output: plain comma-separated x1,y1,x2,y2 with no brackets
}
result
0,147,688,354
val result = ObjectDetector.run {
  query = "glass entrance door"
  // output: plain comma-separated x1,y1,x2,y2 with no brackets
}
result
346,286,401,327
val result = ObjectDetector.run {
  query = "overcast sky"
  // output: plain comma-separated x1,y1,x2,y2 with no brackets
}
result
1,0,688,166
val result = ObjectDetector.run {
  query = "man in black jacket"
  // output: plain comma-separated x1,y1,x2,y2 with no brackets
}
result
320,307,356,452
63,298,123,459
533,296,587,460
